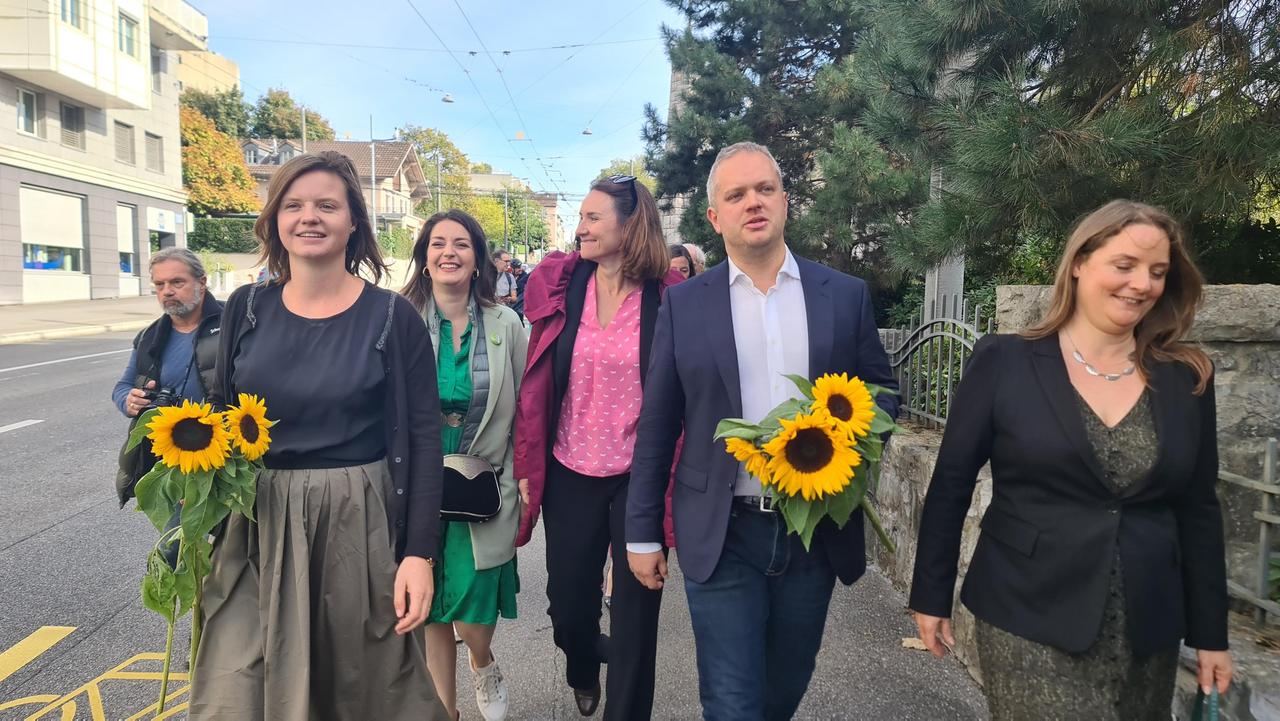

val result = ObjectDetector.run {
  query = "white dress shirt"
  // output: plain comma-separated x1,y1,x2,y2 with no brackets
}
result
628,249,809,554
728,248,810,496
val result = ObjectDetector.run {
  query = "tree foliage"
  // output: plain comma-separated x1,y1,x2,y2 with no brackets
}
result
249,88,335,140
471,162,493,173
180,87,251,138
648,0,1280,291
398,124,474,215
179,107,259,216
596,156,657,193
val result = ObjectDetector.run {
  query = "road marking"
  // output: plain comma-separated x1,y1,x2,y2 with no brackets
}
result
0,419,44,435
0,626,75,683
10,652,190,721
0,348,130,375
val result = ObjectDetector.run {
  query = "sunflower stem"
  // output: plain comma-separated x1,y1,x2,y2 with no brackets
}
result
157,602,175,713
189,576,202,678
862,501,896,553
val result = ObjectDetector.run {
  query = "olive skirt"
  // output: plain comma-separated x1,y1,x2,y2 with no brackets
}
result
188,459,449,721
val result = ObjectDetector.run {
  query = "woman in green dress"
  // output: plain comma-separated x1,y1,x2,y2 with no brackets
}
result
401,210,527,721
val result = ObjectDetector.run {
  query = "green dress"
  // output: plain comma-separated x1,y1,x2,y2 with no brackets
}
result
427,316,520,625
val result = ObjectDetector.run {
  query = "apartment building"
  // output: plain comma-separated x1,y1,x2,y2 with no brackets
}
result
0,0,205,304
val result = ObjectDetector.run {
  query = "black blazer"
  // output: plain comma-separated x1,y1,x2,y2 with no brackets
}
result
627,257,900,585
908,333,1228,655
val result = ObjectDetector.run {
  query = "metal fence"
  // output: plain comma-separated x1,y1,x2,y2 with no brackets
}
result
882,295,993,428
1222,438,1279,626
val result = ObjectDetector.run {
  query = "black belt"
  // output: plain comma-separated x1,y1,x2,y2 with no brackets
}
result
733,495,778,513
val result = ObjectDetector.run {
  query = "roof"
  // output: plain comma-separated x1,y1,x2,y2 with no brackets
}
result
302,140,416,179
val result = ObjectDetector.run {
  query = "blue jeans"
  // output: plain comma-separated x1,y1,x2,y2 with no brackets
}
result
683,504,837,721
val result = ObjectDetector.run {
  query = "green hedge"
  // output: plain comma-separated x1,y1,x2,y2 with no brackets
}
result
188,217,259,253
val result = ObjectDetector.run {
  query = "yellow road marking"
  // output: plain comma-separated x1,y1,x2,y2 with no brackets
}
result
21,653,190,721
0,695,58,712
0,627,75,684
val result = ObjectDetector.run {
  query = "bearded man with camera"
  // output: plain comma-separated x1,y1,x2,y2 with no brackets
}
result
112,247,223,504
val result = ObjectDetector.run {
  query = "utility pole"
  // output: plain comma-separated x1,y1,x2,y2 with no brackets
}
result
502,186,508,247
300,106,306,152
523,193,529,250
369,116,377,234
435,153,442,214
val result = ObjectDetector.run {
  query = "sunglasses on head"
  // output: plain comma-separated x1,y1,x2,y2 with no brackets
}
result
608,174,638,206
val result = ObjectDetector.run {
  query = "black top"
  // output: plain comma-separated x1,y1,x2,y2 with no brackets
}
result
214,280,444,560
230,281,387,468
908,333,1227,655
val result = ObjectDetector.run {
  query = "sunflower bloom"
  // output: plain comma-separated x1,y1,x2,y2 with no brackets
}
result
812,373,877,439
147,400,231,473
762,412,861,501
225,393,275,461
724,437,770,485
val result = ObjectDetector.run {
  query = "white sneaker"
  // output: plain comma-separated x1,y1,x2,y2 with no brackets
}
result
471,651,509,721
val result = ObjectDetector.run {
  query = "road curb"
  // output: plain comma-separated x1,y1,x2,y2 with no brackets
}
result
0,320,151,345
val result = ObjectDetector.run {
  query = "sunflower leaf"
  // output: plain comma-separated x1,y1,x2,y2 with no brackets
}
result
784,374,815,399
758,398,809,432
714,419,767,441
141,547,177,624
173,544,199,616
136,465,180,532
126,408,160,451
780,497,816,549
826,485,859,527
864,383,896,398
870,414,896,435
182,493,230,542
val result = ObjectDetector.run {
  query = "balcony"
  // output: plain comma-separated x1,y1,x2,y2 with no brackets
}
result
148,0,207,51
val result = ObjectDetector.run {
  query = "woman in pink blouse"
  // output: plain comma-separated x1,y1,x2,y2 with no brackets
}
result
514,175,681,719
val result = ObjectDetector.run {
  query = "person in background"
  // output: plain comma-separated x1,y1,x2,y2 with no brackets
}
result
190,151,449,720
910,200,1231,720
668,244,698,280
682,242,707,275
514,174,682,719
401,209,527,721
511,257,529,321
494,250,517,307
113,248,221,420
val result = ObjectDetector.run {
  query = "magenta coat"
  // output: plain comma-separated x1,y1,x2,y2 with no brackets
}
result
514,251,681,548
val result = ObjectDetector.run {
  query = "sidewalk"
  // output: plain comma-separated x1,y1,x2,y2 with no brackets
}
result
0,295,160,344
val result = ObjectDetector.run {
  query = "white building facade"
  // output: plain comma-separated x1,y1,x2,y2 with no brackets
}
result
0,0,204,304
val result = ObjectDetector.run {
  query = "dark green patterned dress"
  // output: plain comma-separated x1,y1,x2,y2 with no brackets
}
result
975,389,1179,721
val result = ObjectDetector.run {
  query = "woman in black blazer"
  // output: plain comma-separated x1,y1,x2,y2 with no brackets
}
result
910,200,1232,720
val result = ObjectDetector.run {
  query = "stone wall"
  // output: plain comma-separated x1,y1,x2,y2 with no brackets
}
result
872,284,1280,713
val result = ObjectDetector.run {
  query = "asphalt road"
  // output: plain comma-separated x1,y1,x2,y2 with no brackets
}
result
0,333,989,720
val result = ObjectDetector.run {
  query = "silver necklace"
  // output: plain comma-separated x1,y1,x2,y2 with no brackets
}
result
1064,331,1136,382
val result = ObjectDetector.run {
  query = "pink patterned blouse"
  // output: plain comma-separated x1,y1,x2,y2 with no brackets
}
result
552,274,644,477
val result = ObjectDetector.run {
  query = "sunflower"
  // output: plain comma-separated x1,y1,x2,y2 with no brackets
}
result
225,393,275,461
147,400,231,473
724,437,770,485
762,412,861,501
812,373,877,440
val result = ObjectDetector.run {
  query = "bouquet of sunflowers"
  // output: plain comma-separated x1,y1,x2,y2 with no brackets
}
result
715,374,900,551
124,393,275,711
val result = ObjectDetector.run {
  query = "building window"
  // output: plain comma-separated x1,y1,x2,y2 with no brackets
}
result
23,244,83,271
151,47,163,93
145,133,164,172
60,0,86,31
60,103,84,149
114,122,135,164
17,88,42,136
118,204,139,274
118,13,139,57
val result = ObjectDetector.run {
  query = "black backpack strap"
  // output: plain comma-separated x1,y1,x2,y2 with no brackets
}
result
376,290,396,351
639,279,660,389
245,282,260,328
552,260,595,401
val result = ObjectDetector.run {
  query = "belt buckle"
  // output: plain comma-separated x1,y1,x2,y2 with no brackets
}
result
757,495,777,513
443,412,464,428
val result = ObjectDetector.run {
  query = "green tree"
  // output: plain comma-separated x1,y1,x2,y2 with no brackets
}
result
596,156,657,193
470,162,493,173
180,106,259,216
467,195,509,247
249,88,335,140
397,125,475,214
824,0,1280,284
644,1,873,263
180,87,251,138
504,186,549,251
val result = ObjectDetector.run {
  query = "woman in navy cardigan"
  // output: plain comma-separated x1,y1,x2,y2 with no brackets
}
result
910,200,1232,720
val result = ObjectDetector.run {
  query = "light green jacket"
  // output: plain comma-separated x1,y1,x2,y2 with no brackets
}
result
425,299,529,570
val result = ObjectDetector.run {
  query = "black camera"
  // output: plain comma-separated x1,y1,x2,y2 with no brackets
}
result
143,386,180,407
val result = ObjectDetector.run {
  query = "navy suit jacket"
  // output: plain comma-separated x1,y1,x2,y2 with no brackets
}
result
626,255,900,584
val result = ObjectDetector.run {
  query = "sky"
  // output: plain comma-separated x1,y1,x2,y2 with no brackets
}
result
195,0,686,242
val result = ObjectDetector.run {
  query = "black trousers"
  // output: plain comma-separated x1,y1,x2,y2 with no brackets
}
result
542,457,664,721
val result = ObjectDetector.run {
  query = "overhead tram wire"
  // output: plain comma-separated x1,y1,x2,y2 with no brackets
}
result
449,0,566,199
403,0,559,196
209,36,660,55
451,0,654,142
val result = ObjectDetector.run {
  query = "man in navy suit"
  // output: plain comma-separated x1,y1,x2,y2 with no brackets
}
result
625,142,899,720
